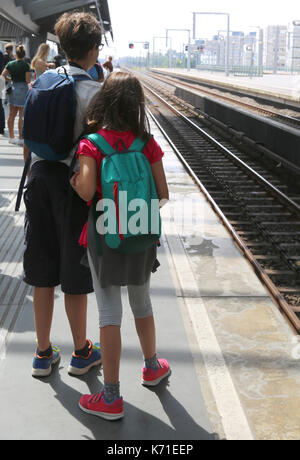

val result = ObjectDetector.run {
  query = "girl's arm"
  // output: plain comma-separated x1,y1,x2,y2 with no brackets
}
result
1,68,10,80
70,155,97,202
151,160,169,204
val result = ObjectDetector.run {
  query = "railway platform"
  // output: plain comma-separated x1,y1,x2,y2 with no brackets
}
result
0,118,300,441
153,68,300,107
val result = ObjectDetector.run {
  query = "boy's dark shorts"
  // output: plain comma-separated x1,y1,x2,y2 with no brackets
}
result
23,161,93,295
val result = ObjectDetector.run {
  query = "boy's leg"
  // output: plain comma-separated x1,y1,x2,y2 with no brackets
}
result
34,287,55,352
64,293,87,351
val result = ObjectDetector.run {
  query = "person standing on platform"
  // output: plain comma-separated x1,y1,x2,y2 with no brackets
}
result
53,54,64,68
87,60,104,82
3,43,15,67
2,43,15,107
22,12,104,378
1,45,31,145
31,43,54,79
103,55,113,74
0,48,5,135
70,71,171,421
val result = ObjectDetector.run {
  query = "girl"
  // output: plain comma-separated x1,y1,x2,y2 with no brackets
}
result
70,71,170,420
31,43,54,79
1,45,31,145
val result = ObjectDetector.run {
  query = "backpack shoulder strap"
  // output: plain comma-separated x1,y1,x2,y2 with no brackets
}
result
72,74,92,82
129,137,150,152
84,133,115,156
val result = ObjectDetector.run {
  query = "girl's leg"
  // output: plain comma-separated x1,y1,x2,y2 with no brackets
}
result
18,107,24,139
64,293,87,351
100,325,121,384
34,286,55,352
7,105,18,138
134,315,156,360
128,279,156,360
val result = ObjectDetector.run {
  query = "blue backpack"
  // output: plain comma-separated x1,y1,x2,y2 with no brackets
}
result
16,68,91,212
22,68,90,161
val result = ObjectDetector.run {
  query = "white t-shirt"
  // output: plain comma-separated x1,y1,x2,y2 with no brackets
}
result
30,65,103,168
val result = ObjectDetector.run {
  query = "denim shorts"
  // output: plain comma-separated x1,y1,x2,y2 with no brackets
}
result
8,82,28,107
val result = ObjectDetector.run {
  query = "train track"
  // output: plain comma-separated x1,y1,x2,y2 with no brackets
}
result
146,70,300,130
138,73,300,332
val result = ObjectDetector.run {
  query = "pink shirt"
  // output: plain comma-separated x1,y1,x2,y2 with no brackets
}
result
76,128,164,247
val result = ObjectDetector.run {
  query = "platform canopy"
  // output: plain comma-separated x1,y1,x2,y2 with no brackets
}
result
0,0,113,43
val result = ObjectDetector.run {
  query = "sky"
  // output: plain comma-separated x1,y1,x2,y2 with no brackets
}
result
104,0,300,58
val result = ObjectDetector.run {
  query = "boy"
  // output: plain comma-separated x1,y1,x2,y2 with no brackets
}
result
23,12,104,377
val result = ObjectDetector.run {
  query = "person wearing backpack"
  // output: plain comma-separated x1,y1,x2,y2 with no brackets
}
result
22,12,104,378
70,71,170,420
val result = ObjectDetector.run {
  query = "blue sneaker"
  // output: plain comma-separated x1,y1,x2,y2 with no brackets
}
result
68,340,102,376
32,346,60,378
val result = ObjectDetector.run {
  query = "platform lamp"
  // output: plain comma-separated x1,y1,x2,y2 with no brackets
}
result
193,12,230,76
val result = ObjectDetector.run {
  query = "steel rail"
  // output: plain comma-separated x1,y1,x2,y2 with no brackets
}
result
150,70,300,128
145,105,300,332
143,82,300,217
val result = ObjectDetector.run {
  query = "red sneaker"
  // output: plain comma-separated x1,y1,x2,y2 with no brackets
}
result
79,391,124,420
142,358,171,386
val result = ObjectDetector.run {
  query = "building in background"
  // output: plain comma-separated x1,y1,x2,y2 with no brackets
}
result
264,25,287,72
287,21,300,72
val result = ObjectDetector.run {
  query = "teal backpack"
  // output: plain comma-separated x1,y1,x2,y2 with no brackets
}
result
84,133,161,255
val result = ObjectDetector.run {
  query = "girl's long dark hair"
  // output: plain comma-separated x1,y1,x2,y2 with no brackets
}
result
84,71,151,141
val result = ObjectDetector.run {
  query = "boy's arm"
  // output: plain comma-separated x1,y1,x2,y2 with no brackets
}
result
70,155,97,202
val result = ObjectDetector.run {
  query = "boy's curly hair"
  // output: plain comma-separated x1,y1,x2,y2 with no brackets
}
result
54,12,102,60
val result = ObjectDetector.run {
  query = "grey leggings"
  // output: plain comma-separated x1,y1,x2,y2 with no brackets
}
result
88,251,153,328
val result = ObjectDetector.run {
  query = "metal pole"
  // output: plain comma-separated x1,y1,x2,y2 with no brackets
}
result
193,12,231,76
187,30,191,72
258,28,263,74
273,25,279,74
226,14,230,76
153,37,155,67
193,12,196,39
